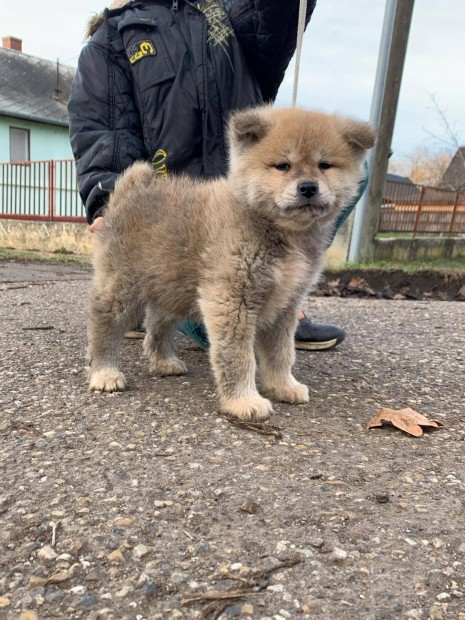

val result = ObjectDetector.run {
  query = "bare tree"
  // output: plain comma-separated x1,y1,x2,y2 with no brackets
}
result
389,147,452,186
424,94,465,190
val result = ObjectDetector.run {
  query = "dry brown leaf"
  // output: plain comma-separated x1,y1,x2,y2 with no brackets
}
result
367,407,444,437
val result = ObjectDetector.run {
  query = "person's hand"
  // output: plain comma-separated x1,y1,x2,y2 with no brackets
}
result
89,216,104,233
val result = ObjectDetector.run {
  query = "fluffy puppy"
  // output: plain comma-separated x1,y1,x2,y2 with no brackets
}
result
87,107,375,421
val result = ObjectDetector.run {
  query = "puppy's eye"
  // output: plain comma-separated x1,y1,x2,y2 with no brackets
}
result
275,162,291,171
319,162,332,171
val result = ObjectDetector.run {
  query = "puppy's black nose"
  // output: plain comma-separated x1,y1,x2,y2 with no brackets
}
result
298,181,319,198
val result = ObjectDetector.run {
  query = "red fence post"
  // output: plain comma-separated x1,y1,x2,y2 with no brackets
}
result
447,191,460,236
412,186,425,238
48,160,56,221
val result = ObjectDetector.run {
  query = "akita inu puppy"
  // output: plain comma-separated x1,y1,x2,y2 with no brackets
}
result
87,107,375,421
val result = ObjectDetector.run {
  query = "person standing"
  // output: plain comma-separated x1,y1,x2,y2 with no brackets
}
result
69,0,359,350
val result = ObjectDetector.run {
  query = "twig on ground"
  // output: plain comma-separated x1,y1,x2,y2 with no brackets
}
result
182,555,303,619
225,418,283,440
50,521,59,547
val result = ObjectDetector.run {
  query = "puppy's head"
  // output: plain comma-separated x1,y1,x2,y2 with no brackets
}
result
228,107,376,230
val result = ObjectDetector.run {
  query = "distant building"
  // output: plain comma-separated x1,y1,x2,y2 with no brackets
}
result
384,172,419,203
386,173,414,185
440,147,465,191
0,36,75,163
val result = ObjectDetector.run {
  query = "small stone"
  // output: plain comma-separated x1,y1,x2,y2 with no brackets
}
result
38,545,58,561
79,593,99,608
29,576,47,587
86,568,106,582
458,542,465,554
144,582,159,597
133,544,150,560
19,613,39,620
436,592,450,601
114,518,134,527
171,611,183,619
330,548,348,561
375,493,390,503
153,500,173,508
240,502,259,514
107,549,125,563
241,603,254,615
46,568,74,584
429,608,445,620
115,586,133,598
230,562,242,571
310,538,325,549
405,610,422,620
267,584,284,593
0,597,11,608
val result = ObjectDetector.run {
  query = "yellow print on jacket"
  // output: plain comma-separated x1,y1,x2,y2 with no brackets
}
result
196,1,235,71
151,149,169,178
127,40,157,65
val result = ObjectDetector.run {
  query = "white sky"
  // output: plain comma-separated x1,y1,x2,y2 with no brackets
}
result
3,0,464,159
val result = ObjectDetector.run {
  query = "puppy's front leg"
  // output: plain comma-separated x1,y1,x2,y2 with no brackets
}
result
199,292,273,421
257,308,309,405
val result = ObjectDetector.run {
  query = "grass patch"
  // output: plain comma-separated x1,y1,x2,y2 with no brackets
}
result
327,255,465,274
0,247,91,266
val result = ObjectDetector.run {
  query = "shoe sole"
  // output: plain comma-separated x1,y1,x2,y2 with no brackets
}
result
295,338,339,351
124,331,145,339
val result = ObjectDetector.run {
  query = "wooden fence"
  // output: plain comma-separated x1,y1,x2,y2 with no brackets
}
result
379,180,465,236
1,161,465,235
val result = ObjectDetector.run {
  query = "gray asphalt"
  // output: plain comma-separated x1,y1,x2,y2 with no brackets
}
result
0,260,464,620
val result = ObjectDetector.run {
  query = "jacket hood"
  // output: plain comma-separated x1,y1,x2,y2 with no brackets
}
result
86,0,130,38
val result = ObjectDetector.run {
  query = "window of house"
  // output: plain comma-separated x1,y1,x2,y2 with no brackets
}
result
10,127,30,162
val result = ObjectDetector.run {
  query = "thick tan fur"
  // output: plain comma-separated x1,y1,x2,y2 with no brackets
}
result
88,107,375,421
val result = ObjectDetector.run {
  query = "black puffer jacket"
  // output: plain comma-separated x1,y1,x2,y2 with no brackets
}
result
68,0,316,223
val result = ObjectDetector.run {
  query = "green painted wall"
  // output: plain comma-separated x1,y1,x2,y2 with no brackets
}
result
0,116,73,163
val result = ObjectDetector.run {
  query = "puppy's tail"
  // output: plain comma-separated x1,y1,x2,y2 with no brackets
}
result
115,161,154,193
107,161,154,213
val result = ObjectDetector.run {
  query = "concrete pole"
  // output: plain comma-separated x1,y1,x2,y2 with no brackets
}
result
348,0,415,263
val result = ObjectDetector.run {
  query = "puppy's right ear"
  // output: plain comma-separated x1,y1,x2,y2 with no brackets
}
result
229,108,272,149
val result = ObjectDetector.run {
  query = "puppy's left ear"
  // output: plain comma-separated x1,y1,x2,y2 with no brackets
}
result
338,118,377,152
229,108,272,149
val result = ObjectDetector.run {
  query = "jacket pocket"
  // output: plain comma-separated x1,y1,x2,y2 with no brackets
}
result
118,14,175,90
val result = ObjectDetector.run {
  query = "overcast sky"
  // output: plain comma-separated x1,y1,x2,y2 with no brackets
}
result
3,0,464,159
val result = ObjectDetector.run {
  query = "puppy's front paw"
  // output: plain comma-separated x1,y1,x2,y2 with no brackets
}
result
221,394,273,421
149,357,188,376
89,368,126,392
267,381,309,404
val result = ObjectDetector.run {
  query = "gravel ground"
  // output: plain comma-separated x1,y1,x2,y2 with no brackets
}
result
0,260,464,620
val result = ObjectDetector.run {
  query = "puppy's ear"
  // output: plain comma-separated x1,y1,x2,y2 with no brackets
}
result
229,108,272,149
338,118,377,152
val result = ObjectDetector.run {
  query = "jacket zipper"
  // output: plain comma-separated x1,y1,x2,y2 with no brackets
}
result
172,0,178,10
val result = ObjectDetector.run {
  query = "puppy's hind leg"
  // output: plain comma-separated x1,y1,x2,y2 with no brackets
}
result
88,279,139,392
143,305,187,376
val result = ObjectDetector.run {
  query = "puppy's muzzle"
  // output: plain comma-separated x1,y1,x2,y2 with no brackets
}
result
298,181,319,199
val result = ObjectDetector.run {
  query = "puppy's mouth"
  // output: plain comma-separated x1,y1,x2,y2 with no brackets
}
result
288,198,330,215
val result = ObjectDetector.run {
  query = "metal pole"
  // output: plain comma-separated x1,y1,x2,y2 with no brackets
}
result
348,0,398,262
354,0,416,262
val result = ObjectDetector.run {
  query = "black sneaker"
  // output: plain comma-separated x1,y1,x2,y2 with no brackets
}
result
295,313,345,351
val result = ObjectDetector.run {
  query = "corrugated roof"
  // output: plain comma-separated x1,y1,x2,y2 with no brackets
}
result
386,173,413,185
0,47,75,126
